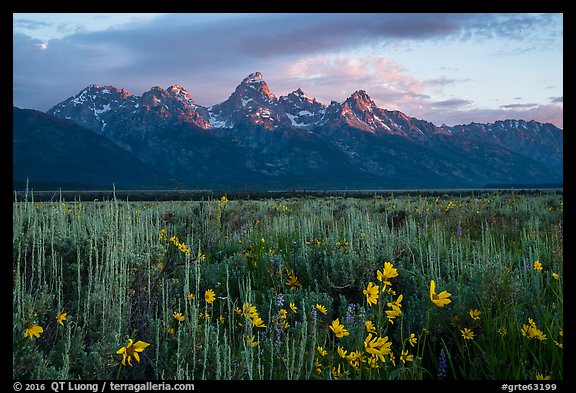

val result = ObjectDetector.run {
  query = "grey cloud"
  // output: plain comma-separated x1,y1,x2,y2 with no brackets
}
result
421,105,563,129
500,103,538,109
549,96,563,103
13,13,562,112
425,77,472,88
432,99,472,109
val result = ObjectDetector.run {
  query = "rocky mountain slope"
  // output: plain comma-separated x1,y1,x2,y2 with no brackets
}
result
34,72,562,189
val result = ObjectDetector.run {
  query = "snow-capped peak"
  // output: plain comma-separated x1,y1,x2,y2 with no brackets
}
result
242,72,264,84
290,88,315,102
167,84,186,94
167,84,198,108
294,88,306,96
232,71,276,101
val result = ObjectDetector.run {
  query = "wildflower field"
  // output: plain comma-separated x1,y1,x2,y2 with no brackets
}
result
12,191,563,380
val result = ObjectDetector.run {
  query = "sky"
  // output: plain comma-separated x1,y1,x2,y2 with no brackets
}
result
13,13,563,128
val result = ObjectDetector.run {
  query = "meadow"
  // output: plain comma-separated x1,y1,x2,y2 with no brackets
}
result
12,191,563,380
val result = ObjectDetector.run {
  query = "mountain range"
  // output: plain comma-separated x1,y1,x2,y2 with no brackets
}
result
13,72,563,190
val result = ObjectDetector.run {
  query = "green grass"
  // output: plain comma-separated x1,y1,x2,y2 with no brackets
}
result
12,192,563,380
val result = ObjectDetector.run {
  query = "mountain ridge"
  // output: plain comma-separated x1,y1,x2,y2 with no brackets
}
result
17,71,562,190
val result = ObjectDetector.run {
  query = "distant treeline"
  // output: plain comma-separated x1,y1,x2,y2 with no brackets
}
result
12,183,563,202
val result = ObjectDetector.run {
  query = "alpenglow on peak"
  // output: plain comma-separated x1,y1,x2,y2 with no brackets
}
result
242,72,264,84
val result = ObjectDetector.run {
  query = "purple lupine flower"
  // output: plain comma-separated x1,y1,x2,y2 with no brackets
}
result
276,294,285,308
456,224,462,239
345,303,356,324
437,348,448,379
274,322,284,349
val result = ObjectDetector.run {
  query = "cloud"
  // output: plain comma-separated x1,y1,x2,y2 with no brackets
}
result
422,104,563,129
13,18,52,30
500,103,539,110
275,53,427,109
549,96,563,104
12,13,562,130
431,99,473,109
425,77,470,87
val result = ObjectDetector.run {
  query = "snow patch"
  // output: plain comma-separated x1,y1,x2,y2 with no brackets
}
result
101,89,111,94
241,97,253,106
208,111,233,128
94,104,111,115
72,90,90,106
286,113,309,127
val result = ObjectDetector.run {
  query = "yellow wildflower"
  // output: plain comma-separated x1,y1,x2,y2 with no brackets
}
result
365,320,377,334
205,289,216,304
461,328,474,340
400,349,414,364
315,304,328,315
173,311,186,322
534,260,543,272
56,311,67,326
246,335,259,348
289,302,297,314
554,341,563,349
387,294,403,309
469,309,481,321
389,351,396,367
317,346,328,357
522,319,547,341
364,333,392,362
314,358,322,375
376,261,398,288
385,304,402,324
24,323,43,339
329,318,349,338
430,280,452,307
285,269,301,289
331,364,342,380
116,339,150,367
363,282,379,306
408,333,417,347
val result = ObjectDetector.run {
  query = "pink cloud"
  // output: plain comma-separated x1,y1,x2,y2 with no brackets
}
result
273,53,563,129
277,54,427,108
419,104,563,129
